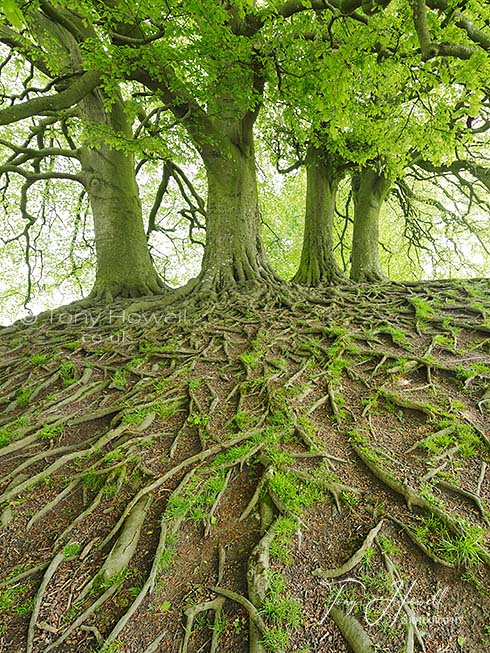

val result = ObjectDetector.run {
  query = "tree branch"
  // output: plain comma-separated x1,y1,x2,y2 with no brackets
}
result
0,70,101,126
411,0,477,60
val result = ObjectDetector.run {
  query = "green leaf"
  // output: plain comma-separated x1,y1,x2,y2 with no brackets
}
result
1,0,26,30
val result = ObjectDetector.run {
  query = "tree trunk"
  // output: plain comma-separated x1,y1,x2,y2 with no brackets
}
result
193,120,276,296
350,166,390,282
24,12,163,301
79,92,164,300
293,145,342,286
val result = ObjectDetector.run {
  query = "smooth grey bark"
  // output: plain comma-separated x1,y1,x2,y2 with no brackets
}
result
132,33,277,295
191,117,277,295
25,11,164,300
79,91,164,300
350,166,391,282
293,145,342,286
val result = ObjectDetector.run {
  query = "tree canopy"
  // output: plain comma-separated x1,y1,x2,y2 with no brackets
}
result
0,0,489,317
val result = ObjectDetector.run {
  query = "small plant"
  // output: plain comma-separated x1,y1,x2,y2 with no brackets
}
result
0,427,14,448
16,387,34,406
232,410,255,430
30,353,49,366
0,585,29,613
262,626,290,651
413,512,442,542
213,436,261,466
63,542,81,558
60,361,76,386
123,405,154,425
360,546,376,569
378,325,409,345
261,569,302,650
63,341,81,350
376,536,400,556
112,368,128,389
82,470,103,490
188,413,209,427
14,597,34,615
38,423,64,440
158,533,177,573
64,601,82,623
269,516,298,563
91,569,128,594
410,297,433,320
269,470,322,514
262,595,302,627
348,428,370,446
341,490,360,510
433,334,455,351
437,525,485,568
159,403,178,419
210,610,226,633
239,349,263,368
93,641,124,653
420,484,444,508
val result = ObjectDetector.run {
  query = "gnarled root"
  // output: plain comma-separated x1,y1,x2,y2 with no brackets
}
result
313,520,383,579
329,605,375,653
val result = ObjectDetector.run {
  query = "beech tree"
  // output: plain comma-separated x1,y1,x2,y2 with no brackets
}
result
292,144,345,285
0,12,169,300
261,0,489,285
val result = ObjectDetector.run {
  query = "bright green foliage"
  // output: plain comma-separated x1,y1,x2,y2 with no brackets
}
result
37,424,64,440
0,427,15,448
0,584,31,615
269,516,298,563
63,542,81,558
15,387,33,406
437,524,486,568
269,470,322,514
60,362,76,386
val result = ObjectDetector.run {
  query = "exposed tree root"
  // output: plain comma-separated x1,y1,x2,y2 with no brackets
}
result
388,514,455,568
1,280,490,652
44,583,121,652
313,520,383,578
26,479,79,531
210,586,267,638
27,551,65,653
436,479,489,525
329,606,375,653
142,633,166,653
247,508,276,653
180,596,226,653
377,540,426,653
239,467,274,522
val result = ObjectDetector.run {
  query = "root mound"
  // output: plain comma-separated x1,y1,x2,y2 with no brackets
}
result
0,279,489,653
